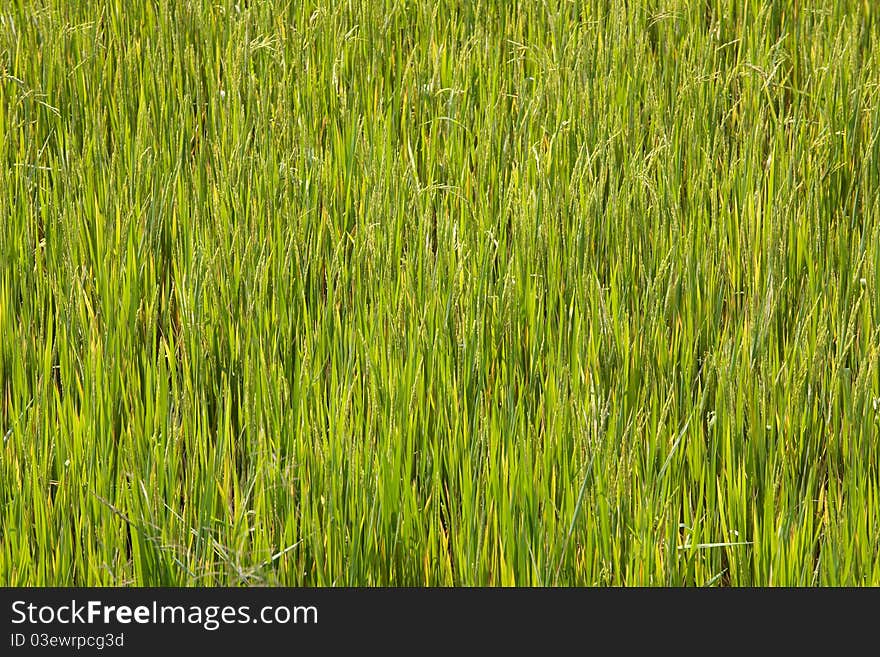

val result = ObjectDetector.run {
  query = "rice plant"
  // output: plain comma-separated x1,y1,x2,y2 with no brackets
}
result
1,0,879,586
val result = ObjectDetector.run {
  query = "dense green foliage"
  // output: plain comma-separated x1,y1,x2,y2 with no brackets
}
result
2,0,879,585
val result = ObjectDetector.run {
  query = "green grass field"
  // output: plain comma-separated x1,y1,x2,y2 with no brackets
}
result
2,0,879,586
